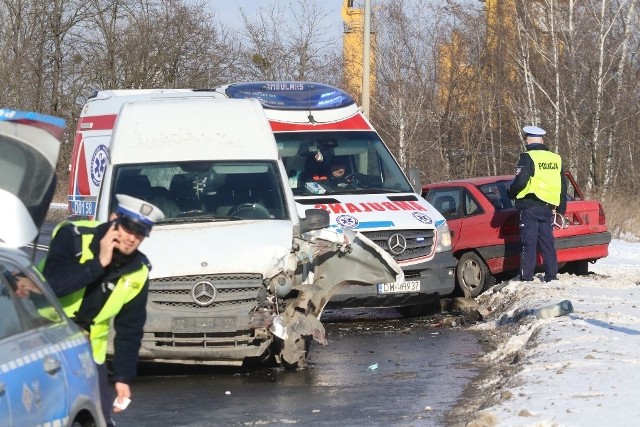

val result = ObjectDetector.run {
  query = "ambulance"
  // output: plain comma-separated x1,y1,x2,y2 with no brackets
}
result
214,81,456,315
68,89,225,219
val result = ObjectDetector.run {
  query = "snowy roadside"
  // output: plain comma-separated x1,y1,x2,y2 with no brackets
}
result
451,239,640,427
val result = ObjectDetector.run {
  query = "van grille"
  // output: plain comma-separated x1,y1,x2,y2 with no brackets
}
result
361,229,435,262
149,273,263,310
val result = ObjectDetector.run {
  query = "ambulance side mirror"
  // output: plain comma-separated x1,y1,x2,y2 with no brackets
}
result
408,167,422,193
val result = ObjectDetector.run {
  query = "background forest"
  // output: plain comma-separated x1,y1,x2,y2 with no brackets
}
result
1,0,638,236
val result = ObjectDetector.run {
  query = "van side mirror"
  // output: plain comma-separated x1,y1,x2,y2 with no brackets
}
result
300,208,330,233
408,167,422,193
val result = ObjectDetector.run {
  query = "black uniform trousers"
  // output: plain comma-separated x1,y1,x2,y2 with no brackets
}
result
97,362,116,427
518,204,558,281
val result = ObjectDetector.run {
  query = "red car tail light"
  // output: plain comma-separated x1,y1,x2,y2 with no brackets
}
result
598,203,606,225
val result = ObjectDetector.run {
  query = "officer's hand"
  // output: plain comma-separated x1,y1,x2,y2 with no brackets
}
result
113,382,132,413
99,223,120,267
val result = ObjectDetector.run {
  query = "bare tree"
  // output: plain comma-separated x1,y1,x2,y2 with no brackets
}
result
237,0,341,82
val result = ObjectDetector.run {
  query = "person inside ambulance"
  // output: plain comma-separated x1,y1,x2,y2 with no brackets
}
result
327,162,350,188
41,194,164,427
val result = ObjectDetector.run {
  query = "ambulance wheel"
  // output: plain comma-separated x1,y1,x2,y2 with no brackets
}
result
397,297,441,317
228,203,271,219
456,252,496,298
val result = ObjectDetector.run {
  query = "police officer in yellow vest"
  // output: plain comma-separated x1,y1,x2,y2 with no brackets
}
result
42,194,164,427
508,126,567,282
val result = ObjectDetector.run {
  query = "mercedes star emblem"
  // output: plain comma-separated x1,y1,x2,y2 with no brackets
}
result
387,233,407,255
191,281,217,306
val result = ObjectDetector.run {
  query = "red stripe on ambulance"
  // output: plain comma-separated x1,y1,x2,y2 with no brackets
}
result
314,201,428,214
269,114,371,131
78,114,117,131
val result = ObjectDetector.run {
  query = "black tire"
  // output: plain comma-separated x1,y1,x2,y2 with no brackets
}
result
456,252,496,298
560,260,589,275
397,297,441,318
71,415,97,427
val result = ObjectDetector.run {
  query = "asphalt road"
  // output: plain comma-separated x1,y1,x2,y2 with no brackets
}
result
34,222,485,427
115,309,484,427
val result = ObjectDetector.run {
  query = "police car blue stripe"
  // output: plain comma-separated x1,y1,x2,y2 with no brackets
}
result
0,336,87,375
36,415,68,427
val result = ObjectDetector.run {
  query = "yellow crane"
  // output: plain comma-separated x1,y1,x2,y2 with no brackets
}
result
341,0,376,102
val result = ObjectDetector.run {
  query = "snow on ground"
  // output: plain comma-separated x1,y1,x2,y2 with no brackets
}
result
455,239,640,427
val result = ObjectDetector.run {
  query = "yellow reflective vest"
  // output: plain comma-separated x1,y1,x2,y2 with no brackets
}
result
43,220,148,364
516,150,562,206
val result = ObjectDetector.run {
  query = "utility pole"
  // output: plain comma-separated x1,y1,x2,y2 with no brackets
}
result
342,0,375,114
362,0,371,117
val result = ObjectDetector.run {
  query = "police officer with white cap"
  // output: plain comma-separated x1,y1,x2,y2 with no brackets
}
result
508,126,567,282
41,194,164,426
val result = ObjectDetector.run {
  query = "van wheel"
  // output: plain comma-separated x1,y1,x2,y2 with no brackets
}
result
456,252,496,298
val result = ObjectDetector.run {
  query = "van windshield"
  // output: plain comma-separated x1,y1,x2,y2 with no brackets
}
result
275,131,413,196
110,161,289,221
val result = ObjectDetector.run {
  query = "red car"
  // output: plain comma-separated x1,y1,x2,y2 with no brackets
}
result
422,172,611,297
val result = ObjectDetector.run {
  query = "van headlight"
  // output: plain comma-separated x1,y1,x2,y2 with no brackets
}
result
269,274,293,297
435,222,452,253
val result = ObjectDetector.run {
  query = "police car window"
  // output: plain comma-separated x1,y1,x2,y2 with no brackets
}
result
0,263,61,331
0,273,23,339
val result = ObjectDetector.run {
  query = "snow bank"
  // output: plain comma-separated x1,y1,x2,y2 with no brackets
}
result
458,239,640,427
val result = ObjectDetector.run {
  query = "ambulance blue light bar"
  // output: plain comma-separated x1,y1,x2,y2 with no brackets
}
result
224,82,355,110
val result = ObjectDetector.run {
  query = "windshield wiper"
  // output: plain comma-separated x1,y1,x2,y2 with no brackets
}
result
159,214,243,224
329,188,406,194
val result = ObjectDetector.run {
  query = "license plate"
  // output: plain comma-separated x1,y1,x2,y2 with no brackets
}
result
377,280,421,294
172,317,237,333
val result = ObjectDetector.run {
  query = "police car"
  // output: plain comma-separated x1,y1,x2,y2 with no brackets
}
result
0,110,104,427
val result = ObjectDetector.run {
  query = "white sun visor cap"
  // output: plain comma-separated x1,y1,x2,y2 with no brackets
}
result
115,194,165,237
523,126,546,137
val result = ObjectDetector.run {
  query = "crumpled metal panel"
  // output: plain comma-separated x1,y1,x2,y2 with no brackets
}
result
276,228,403,367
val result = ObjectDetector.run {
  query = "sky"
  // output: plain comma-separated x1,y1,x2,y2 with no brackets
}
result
459,238,640,426
207,0,347,40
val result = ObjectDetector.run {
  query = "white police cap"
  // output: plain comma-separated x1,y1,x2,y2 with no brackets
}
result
523,126,546,137
115,194,164,236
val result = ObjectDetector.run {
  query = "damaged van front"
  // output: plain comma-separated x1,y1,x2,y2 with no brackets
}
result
96,97,401,368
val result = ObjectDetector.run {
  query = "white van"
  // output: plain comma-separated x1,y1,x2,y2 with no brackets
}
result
214,82,456,315
86,96,402,367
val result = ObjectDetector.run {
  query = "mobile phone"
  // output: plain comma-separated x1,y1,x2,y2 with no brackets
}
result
112,219,120,230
